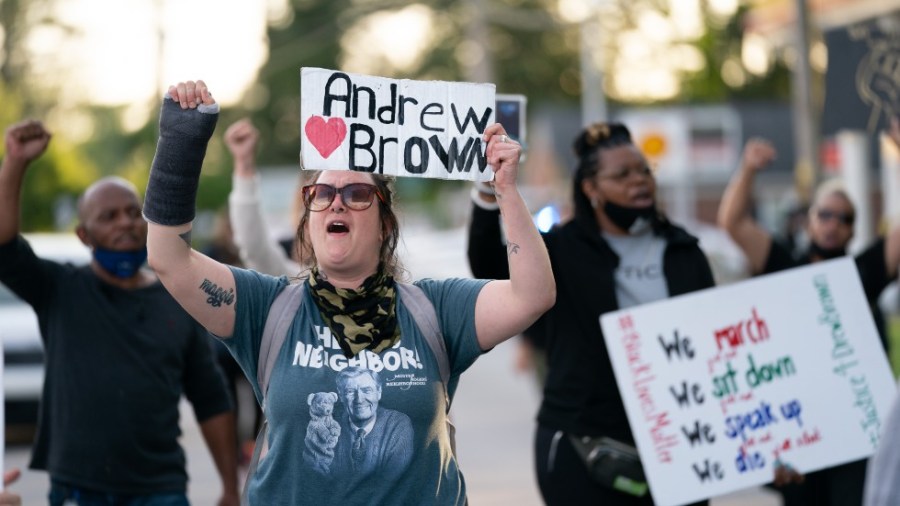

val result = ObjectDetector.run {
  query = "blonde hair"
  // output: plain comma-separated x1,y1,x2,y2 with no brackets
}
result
810,178,855,216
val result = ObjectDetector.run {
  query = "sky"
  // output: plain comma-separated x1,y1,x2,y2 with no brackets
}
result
27,0,277,108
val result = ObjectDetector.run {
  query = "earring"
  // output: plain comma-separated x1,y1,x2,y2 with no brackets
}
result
590,197,598,209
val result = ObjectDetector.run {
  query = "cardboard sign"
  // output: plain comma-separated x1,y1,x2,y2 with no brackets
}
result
300,67,496,181
600,258,897,506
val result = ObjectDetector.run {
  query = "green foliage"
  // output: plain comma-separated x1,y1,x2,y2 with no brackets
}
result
220,0,580,215
16,138,99,232
679,4,791,103
0,0,796,231
74,105,233,216
890,316,900,376
232,0,579,167
0,81,24,131
241,0,349,165
0,83,97,231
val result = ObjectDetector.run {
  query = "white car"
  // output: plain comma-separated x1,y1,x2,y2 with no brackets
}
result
2,233,90,428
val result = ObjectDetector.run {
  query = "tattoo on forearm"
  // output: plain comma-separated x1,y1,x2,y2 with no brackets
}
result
507,242,520,256
199,278,235,307
179,229,192,247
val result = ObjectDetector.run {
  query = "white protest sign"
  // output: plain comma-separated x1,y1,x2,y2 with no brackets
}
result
600,258,897,506
300,67,496,181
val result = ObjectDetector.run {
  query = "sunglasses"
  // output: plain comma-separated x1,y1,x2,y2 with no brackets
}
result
301,183,385,212
816,209,854,226
599,165,653,182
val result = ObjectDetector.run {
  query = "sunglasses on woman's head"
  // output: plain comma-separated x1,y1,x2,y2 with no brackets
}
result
301,183,385,212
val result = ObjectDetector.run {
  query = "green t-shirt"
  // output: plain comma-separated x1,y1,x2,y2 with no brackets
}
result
224,267,488,505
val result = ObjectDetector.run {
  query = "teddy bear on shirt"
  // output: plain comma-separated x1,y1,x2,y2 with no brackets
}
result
303,391,342,474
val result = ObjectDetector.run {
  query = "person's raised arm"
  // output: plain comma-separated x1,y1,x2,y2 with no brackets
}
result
225,118,259,180
225,118,299,276
717,138,777,274
145,80,237,337
474,124,555,350
0,121,51,244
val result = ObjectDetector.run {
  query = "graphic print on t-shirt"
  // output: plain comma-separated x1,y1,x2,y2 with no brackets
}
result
292,324,425,373
289,324,421,489
303,392,341,474
327,367,415,480
604,231,668,309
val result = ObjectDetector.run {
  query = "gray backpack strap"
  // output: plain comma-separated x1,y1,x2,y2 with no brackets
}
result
243,281,305,506
397,282,458,455
397,283,449,388
257,282,306,402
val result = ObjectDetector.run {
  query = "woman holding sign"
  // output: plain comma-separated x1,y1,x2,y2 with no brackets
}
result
468,123,715,505
143,80,554,505
718,135,900,506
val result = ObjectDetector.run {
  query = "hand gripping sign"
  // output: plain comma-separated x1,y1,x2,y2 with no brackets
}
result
300,67,496,181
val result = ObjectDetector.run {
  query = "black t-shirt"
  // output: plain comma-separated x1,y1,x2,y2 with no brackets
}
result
763,237,891,350
0,236,232,494
468,206,716,440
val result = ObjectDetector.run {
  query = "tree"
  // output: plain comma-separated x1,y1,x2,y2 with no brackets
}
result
680,3,791,102
235,0,579,166
0,0,103,231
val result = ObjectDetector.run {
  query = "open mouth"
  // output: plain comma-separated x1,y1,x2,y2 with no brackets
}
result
327,221,349,234
630,190,654,206
632,189,652,200
115,234,143,248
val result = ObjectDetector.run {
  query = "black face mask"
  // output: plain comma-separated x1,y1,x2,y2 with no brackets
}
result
808,241,846,261
602,201,656,233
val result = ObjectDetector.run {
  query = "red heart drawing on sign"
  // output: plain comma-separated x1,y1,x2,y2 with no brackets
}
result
305,116,347,159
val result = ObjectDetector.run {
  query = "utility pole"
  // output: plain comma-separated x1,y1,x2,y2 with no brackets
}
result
464,0,495,84
580,2,608,125
791,0,820,205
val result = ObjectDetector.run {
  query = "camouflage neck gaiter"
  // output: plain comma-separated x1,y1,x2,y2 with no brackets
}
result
308,266,400,358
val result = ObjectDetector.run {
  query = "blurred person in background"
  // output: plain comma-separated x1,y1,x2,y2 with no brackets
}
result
223,118,299,466
225,118,301,276
202,205,243,267
0,120,239,505
718,134,900,506
718,138,900,353
468,122,714,505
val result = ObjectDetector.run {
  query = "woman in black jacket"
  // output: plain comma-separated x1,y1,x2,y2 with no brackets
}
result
468,122,714,505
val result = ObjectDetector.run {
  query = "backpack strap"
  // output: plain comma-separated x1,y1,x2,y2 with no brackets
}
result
397,283,449,388
396,282,457,455
257,282,305,405
243,281,305,506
